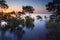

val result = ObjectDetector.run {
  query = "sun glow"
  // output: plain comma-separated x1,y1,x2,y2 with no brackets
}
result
3,9,13,13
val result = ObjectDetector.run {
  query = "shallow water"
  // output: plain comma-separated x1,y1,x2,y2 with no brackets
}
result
0,13,52,40
22,19,48,40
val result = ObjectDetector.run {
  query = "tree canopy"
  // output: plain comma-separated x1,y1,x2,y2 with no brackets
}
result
22,6,35,13
46,0,60,16
0,0,8,9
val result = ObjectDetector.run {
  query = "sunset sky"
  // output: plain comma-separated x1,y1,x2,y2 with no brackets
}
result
3,0,52,12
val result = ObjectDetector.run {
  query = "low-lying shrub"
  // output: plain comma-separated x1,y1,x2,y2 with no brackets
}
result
46,22,57,29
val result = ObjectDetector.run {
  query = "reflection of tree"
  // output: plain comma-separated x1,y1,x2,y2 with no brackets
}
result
0,26,25,40
26,22,34,29
0,29,11,40
46,31,60,40
46,31,56,40
46,22,60,40
25,16,34,29
10,27,25,40
1,30,6,40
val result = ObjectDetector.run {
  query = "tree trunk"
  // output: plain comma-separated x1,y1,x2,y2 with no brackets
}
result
29,13,31,17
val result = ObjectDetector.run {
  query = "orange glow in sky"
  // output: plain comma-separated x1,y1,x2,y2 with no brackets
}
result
8,7,47,13
0,6,47,13
8,7,22,12
3,9,13,13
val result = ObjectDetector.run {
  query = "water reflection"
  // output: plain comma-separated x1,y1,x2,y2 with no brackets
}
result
46,31,60,40
0,29,11,40
46,23,60,40
25,22,34,29
0,20,34,40
0,14,51,40
10,27,25,40
25,16,35,30
0,26,25,40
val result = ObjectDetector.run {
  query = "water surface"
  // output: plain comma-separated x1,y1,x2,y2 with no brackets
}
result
0,13,52,40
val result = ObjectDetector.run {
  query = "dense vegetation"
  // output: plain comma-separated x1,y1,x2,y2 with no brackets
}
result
46,0,60,40
0,0,35,30
46,0,60,27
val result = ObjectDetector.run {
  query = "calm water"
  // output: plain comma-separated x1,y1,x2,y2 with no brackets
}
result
0,13,52,40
